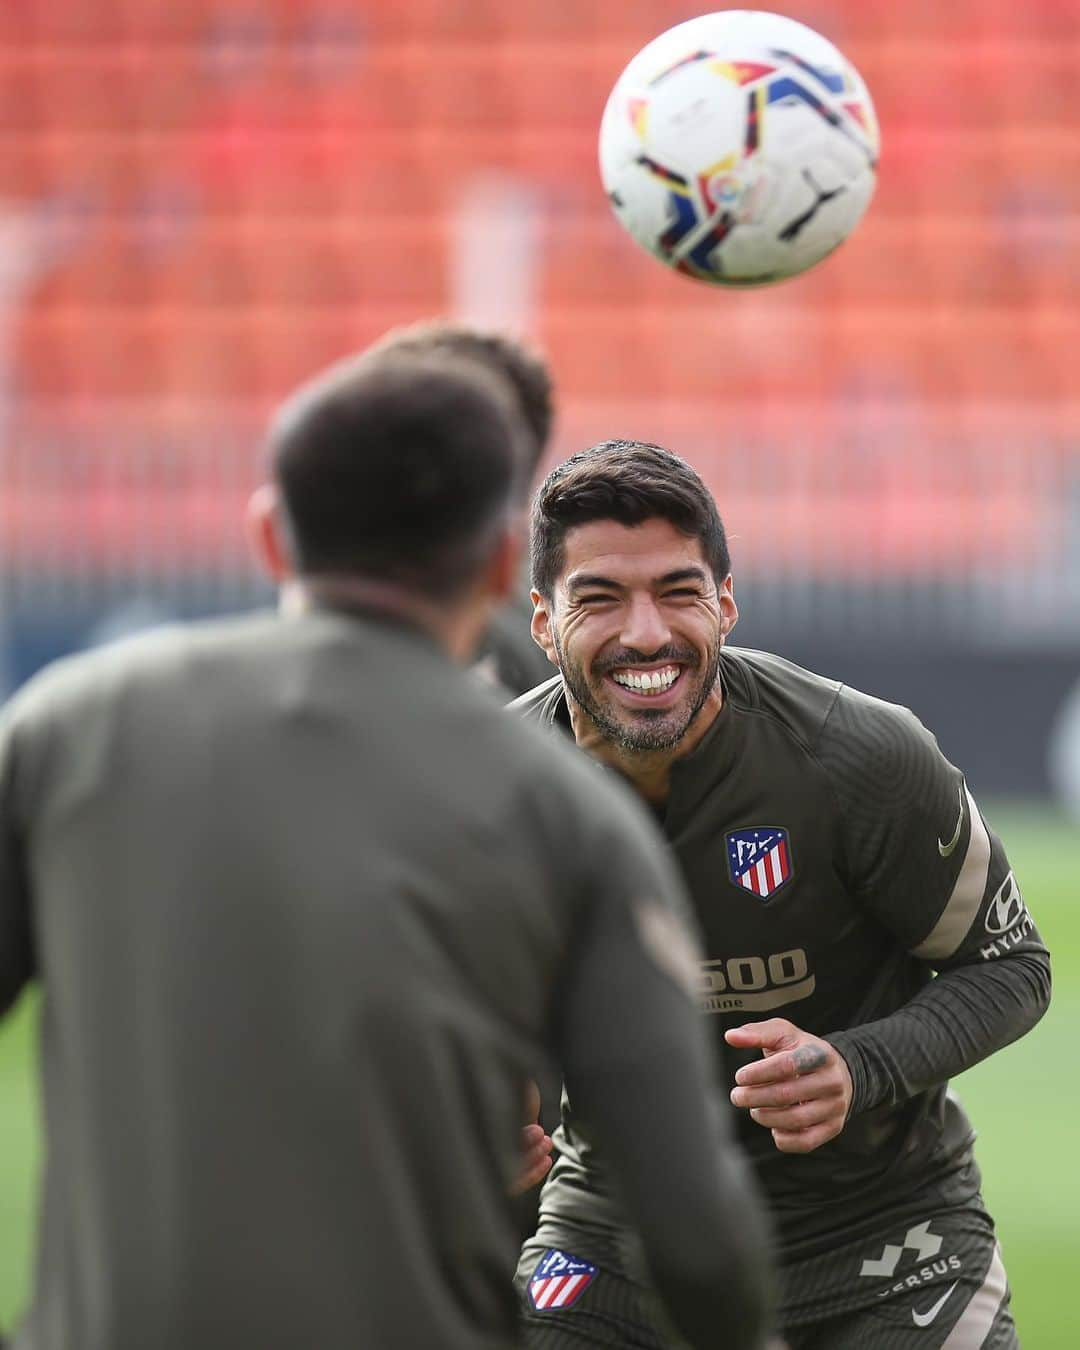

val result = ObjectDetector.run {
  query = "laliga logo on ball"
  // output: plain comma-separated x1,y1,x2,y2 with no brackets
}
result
598,9,880,287
707,164,769,224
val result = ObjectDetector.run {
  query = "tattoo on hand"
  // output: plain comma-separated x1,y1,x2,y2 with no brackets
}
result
792,1044,829,1076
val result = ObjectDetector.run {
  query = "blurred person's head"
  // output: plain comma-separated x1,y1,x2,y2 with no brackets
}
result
367,318,554,478
247,350,526,661
529,439,737,758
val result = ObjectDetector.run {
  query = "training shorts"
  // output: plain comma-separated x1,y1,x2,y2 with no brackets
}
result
516,1196,1017,1348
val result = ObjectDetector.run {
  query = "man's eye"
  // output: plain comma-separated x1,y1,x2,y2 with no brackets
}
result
578,594,617,606
664,588,700,600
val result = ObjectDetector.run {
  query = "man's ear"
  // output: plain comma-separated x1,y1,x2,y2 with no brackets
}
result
244,484,294,583
481,522,523,606
718,574,738,643
530,590,559,667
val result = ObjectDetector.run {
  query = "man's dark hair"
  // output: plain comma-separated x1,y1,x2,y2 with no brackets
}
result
531,440,730,599
367,319,554,473
268,351,522,600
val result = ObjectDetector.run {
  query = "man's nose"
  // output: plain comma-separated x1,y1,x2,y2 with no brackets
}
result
619,595,672,656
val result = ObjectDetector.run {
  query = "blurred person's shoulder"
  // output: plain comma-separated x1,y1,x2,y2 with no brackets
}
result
2,612,282,728
491,676,668,858
492,675,602,796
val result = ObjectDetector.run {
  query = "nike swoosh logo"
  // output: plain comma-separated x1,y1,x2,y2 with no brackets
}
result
912,1281,958,1328
937,786,965,857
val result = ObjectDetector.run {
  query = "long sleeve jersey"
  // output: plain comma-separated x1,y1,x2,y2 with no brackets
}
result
514,646,1051,1262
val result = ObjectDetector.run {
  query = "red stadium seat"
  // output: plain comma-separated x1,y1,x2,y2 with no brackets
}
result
3,0,1078,580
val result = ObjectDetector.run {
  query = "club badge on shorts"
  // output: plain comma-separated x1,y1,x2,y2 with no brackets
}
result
528,1248,598,1311
726,826,793,899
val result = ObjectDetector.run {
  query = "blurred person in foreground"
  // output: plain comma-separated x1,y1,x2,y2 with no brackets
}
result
0,362,774,1350
367,317,555,698
513,440,1051,1349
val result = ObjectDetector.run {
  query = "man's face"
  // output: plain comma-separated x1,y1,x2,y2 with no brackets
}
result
532,517,737,752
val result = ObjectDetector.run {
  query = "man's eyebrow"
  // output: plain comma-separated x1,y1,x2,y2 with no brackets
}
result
566,573,623,593
657,567,709,586
566,566,710,593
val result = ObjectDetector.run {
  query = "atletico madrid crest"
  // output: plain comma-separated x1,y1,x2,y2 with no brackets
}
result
726,827,793,900
528,1248,598,1312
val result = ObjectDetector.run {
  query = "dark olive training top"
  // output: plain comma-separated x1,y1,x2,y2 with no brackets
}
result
514,648,1050,1280
0,610,771,1350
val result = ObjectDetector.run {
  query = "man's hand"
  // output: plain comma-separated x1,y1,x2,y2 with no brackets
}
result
724,1019,852,1155
509,1080,554,1196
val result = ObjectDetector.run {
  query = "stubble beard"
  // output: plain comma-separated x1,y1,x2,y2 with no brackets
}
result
553,632,723,753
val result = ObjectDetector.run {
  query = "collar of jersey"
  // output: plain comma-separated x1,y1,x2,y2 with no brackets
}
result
534,655,747,809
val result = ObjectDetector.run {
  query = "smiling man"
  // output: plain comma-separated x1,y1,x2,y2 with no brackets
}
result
546,516,731,753
512,439,1051,1350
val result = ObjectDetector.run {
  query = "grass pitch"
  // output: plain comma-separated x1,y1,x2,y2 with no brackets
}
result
0,803,1076,1342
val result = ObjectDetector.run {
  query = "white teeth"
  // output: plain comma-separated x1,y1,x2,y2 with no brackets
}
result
612,666,679,695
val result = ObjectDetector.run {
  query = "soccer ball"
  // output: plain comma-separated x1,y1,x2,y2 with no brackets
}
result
598,10,879,287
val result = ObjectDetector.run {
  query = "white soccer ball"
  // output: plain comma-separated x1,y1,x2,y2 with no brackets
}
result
598,10,880,287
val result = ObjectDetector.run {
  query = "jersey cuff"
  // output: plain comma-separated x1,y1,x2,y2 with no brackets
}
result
823,1030,883,1118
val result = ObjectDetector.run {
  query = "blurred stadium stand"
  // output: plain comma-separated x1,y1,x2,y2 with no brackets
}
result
0,0,1078,794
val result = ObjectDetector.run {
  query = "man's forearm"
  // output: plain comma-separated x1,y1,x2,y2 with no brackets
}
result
827,950,1051,1116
